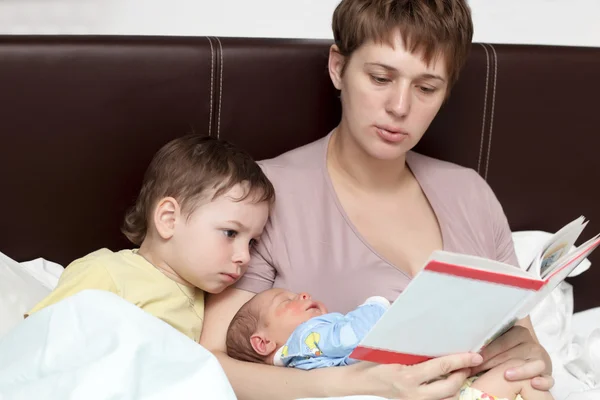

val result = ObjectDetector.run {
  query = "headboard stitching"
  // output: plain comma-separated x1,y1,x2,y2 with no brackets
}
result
215,36,224,139
477,42,491,176
206,36,215,137
484,43,499,181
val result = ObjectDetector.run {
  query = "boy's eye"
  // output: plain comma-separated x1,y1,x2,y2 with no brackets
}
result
223,230,238,238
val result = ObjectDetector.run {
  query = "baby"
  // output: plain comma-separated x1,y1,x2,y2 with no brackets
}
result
27,135,275,342
226,288,554,400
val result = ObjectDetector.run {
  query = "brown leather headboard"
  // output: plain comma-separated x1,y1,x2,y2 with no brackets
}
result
1,36,599,311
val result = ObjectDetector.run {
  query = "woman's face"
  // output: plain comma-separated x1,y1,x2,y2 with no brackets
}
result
329,30,449,161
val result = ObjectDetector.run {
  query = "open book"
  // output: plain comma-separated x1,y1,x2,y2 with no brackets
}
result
349,216,600,365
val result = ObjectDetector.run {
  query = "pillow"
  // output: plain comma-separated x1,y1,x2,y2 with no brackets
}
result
0,252,60,338
19,257,63,291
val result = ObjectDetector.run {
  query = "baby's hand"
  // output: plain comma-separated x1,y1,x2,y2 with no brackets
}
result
362,296,391,308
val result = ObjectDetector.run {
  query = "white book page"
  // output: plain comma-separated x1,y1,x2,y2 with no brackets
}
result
541,233,600,279
358,270,534,357
530,216,586,278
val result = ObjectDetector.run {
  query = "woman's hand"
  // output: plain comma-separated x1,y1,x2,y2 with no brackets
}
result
339,353,483,400
471,324,554,391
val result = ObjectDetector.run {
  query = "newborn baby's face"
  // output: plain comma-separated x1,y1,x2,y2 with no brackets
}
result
258,288,328,345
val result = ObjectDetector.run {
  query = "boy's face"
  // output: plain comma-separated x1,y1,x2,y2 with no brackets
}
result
168,183,269,294
258,288,328,346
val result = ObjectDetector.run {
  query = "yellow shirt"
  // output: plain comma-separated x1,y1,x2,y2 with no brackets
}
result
27,248,204,342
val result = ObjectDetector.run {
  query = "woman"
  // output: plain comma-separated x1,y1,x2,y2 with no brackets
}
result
200,1,554,399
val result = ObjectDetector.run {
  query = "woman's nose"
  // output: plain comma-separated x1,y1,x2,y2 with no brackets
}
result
387,82,411,118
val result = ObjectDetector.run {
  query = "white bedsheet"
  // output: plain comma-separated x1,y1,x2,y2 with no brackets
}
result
0,290,236,400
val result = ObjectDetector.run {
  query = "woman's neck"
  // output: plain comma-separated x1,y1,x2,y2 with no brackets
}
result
327,125,411,194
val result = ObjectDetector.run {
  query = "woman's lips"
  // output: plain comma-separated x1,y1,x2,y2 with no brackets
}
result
376,126,408,143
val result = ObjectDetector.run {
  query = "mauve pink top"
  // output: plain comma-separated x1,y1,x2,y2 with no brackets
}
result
235,133,518,314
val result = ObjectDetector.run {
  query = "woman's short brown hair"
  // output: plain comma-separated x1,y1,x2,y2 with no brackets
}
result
332,0,474,88
122,135,275,245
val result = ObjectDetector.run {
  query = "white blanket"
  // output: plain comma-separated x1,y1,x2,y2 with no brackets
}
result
0,290,236,400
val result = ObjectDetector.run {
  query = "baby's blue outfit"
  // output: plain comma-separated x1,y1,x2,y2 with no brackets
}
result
273,296,390,370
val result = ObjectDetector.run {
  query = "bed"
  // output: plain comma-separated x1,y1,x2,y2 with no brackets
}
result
0,36,599,399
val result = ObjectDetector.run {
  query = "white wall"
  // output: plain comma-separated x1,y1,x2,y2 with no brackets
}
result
0,0,598,48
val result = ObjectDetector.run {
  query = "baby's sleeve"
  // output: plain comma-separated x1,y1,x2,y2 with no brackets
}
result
312,302,388,359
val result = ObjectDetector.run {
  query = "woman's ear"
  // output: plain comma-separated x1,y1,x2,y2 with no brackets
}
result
152,197,180,240
328,44,346,91
250,332,277,357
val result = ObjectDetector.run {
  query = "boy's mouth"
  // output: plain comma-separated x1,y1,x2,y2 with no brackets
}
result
221,272,240,282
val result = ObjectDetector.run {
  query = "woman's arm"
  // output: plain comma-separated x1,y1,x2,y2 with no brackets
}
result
200,287,484,400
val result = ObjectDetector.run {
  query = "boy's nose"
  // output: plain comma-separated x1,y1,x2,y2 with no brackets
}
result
233,246,251,266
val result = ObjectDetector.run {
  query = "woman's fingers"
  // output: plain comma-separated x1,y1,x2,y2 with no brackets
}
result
417,353,482,384
471,343,528,374
504,359,547,381
473,340,551,379
531,374,555,391
471,326,545,375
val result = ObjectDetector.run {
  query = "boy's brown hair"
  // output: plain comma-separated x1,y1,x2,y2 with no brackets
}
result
122,134,275,245
226,297,266,364
332,0,474,89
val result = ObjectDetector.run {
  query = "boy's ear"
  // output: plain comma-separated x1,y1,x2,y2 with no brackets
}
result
250,332,277,357
153,197,180,240
328,44,345,91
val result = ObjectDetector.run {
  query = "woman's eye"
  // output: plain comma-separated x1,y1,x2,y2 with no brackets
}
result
249,238,257,248
418,86,436,94
371,75,390,84
223,230,238,239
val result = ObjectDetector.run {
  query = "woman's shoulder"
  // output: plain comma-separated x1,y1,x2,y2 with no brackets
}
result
258,135,328,182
